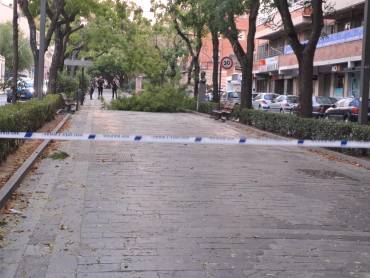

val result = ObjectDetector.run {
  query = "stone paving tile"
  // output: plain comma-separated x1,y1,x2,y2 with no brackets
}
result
0,91,370,277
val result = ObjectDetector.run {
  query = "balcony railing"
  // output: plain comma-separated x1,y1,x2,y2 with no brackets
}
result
284,26,363,55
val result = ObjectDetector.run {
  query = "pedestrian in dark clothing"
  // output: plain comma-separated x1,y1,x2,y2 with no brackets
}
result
112,79,118,99
89,80,95,100
77,88,85,106
97,77,104,99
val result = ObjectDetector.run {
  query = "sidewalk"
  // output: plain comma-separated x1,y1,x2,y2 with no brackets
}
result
1,90,370,278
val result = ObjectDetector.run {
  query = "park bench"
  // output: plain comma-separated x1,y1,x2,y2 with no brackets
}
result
212,102,238,121
61,93,77,112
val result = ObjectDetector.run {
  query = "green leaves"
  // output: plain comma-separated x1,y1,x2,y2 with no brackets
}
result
0,23,33,73
0,95,63,163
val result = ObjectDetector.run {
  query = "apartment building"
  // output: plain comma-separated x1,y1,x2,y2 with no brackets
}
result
254,0,365,98
199,16,249,92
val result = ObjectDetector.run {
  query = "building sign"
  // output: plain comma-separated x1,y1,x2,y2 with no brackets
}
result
64,59,93,67
259,56,279,72
332,65,342,72
284,26,363,55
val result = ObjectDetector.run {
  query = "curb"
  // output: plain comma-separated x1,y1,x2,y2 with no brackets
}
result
0,114,70,208
189,110,370,170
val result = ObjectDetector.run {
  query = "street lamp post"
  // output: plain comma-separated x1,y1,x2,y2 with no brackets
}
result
36,0,46,99
359,0,370,124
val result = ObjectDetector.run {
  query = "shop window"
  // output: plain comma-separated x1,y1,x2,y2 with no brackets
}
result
334,73,345,98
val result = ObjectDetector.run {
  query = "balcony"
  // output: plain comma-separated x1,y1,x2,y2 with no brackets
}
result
256,3,312,40
254,56,280,74
284,26,363,55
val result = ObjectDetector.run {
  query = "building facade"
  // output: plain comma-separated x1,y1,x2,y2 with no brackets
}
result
199,16,249,92
254,0,365,98
198,0,366,99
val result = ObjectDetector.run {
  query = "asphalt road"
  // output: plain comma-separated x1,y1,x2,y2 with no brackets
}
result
0,91,370,278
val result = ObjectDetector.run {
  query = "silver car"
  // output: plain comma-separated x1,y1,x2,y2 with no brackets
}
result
252,93,280,111
269,95,299,113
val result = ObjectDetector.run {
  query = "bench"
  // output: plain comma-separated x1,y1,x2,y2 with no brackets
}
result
212,102,237,121
61,93,77,112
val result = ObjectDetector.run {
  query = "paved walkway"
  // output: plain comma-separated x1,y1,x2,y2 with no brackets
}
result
1,91,370,278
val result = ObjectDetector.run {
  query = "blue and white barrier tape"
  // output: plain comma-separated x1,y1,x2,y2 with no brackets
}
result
0,132,369,149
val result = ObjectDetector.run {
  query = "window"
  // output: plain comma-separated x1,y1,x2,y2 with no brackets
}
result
275,96,284,102
269,39,285,56
336,99,346,107
257,44,269,60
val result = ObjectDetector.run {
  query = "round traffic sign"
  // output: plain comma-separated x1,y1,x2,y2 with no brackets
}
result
221,57,233,70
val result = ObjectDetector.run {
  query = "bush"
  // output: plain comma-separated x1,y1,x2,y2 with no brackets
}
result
56,72,79,95
239,109,370,156
0,95,63,163
198,102,218,114
109,84,195,113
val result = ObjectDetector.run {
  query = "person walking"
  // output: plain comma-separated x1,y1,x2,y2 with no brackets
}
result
112,78,118,99
89,79,95,100
97,77,104,99
77,88,85,106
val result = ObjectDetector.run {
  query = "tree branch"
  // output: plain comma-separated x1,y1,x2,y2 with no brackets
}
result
223,12,246,65
274,0,304,56
18,0,38,58
306,0,324,54
173,18,195,58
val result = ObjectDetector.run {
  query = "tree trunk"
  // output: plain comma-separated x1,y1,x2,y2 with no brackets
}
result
187,59,194,85
211,28,219,103
48,26,63,94
298,54,314,118
12,0,18,104
33,51,39,96
193,58,200,98
240,63,248,109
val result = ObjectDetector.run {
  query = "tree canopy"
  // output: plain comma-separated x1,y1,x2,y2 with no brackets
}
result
0,23,32,74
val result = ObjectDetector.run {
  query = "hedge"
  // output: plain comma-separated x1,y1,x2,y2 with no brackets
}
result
0,95,63,163
238,109,370,156
197,102,219,114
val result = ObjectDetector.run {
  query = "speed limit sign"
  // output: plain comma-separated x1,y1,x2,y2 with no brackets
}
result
221,57,234,70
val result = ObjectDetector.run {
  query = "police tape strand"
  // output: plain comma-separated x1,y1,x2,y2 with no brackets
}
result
0,131,369,149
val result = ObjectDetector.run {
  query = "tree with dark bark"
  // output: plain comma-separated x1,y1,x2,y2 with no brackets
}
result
169,0,207,98
218,0,260,110
202,0,221,103
11,0,19,103
48,14,84,94
18,0,65,93
273,0,324,118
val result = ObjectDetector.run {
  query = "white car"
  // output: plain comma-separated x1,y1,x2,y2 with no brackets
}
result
252,93,279,111
221,91,240,105
269,95,299,113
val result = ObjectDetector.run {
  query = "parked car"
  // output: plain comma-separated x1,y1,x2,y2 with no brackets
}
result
312,96,338,118
269,95,299,113
252,92,258,100
325,98,370,122
293,96,338,117
6,79,47,103
252,93,280,110
221,91,240,104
